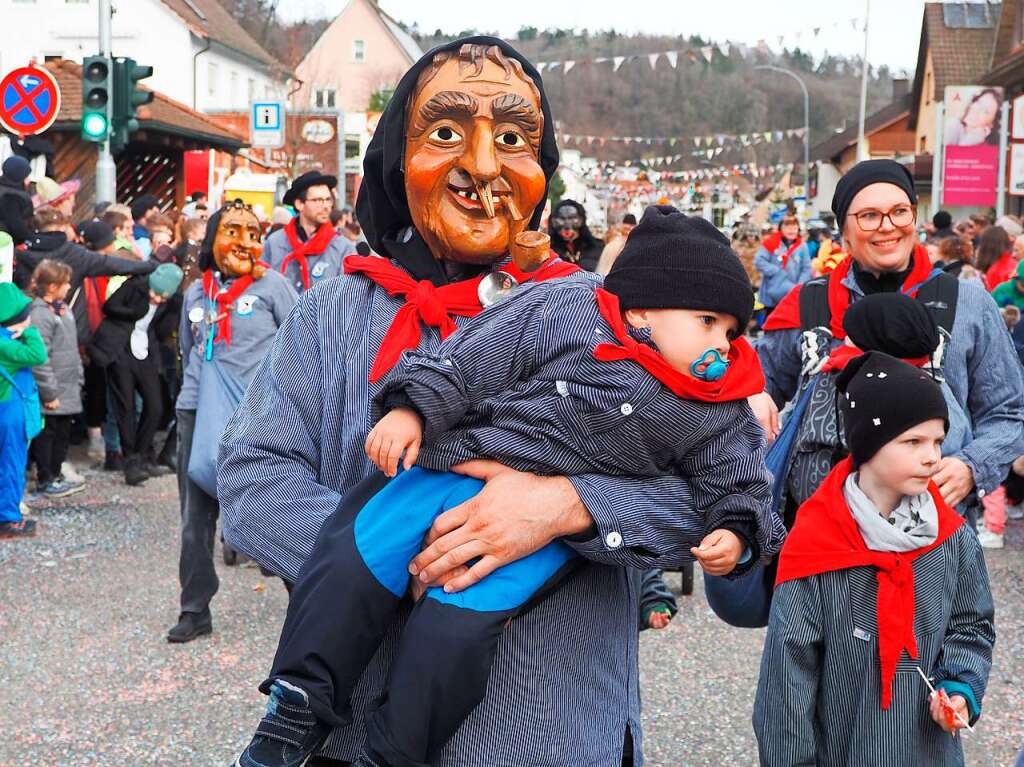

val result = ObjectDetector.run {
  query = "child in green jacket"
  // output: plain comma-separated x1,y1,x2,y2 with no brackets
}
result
0,283,48,538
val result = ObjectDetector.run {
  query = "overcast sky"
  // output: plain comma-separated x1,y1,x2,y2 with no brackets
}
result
277,0,929,73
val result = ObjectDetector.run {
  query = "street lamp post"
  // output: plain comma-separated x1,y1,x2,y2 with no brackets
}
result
755,64,809,207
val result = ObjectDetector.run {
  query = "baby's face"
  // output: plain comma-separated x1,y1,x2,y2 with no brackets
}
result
625,307,738,378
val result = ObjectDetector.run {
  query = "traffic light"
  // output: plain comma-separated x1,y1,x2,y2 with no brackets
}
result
111,57,154,153
81,55,111,142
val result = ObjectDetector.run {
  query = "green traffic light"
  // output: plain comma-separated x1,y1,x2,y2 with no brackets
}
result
83,113,108,138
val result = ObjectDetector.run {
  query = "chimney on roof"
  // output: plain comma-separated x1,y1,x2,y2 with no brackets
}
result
892,78,909,100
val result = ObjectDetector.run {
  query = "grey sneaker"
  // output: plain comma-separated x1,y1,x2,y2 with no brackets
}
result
233,680,331,767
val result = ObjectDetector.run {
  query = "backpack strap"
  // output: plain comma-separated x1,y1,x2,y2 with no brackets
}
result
0,366,26,400
914,271,959,337
798,276,831,331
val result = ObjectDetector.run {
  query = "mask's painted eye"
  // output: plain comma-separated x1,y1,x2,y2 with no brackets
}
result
497,131,525,148
429,126,462,144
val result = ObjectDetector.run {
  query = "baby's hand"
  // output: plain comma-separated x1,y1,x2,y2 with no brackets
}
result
690,529,744,576
365,407,423,477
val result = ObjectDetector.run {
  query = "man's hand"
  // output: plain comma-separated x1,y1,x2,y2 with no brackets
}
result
691,529,744,576
646,607,673,630
365,407,423,477
933,457,974,507
408,460,593,593
929,690,970,734
747,391,780,442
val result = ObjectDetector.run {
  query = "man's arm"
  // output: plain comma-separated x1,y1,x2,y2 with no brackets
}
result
85,251,157,279
955,284,1024,494
217,289,339,581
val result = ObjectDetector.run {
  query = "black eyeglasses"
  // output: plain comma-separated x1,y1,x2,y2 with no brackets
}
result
850,205,916,232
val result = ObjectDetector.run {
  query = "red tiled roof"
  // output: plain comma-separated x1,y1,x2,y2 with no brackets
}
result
45,59,245,150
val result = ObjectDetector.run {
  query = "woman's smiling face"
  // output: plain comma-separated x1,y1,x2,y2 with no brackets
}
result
843,183,917,275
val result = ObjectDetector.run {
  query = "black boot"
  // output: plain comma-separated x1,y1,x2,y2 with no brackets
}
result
157,438,177,473
124,456,148,486
103,451,124,472
167,608,212,643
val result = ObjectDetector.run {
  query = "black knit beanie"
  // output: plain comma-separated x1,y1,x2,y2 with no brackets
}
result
832,159,917,232
604,205,753,330
836,351,948,467
842,293,940,359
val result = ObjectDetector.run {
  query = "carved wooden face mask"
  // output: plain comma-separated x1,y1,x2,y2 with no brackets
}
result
213,205,265,279
404,48,547,265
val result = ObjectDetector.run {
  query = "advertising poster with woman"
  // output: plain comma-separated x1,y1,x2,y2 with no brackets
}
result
943,85,1004,205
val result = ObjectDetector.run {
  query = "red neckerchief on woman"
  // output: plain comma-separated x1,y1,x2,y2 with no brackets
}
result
763,243,935,336
344,253,580,383
591,288,765,402
281,218,337,290
775,456,964,709
820,344,930,373
762,231,803,268
202,269,257,346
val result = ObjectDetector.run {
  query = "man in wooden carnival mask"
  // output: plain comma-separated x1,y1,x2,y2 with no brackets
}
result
209,200,267,279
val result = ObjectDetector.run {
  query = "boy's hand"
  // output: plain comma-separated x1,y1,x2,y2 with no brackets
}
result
43,399,59,410
691,529,744,576
929,690,970,734
365,407,423,477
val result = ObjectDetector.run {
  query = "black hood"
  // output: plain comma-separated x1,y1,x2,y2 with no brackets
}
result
549,198,601,254
355,36,560,272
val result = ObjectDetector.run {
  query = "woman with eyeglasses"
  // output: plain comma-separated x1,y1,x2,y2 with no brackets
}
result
752,158,1024,534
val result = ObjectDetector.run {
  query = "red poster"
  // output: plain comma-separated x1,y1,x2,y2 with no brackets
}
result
943,144,999,206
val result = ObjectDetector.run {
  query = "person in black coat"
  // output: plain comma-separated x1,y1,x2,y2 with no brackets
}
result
88,264,183,486
17,211,156,344
549,198,603,271
0,156,34,246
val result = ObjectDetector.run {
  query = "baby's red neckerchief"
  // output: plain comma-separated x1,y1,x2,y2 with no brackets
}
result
591,287,765,402
775,456,964,709
281,218,337,291
344,253,580,382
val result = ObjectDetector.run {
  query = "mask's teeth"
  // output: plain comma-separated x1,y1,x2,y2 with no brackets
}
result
477,183,496,218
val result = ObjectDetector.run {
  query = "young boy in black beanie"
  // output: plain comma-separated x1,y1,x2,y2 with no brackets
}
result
233,205,785,767
754,351,995,767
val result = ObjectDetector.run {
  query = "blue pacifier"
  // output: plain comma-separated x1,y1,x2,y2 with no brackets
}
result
690,348,729,382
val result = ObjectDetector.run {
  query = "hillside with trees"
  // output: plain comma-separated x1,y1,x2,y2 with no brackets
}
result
219,2,900,172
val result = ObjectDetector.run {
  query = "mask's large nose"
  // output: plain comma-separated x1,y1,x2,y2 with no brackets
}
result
460,122,500,217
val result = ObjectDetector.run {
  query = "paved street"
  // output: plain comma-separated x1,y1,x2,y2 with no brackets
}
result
2,455,1022,767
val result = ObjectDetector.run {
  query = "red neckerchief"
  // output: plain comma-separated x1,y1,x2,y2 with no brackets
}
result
202,269,257,346
775,456,964,709
820,344,930,373
281,218,336,291
591,288,765,401
344,253,580,382
763,244,934,336
762,232,803,268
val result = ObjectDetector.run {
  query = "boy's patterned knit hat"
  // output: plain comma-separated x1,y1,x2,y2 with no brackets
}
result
603,205,753,330
836,351,948,467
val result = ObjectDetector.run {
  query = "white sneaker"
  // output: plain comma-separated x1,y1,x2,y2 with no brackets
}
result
87,430,105,461
61,462,84,483
977,527,1005,549
1007,502,1024,520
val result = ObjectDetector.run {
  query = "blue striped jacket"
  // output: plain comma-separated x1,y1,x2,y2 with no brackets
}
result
381,275,782,562
217,261,771,766
753,524,994,766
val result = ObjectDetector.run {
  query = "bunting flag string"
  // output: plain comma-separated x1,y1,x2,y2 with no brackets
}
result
533,17,865,76
557,126,808,150
582,160,797,183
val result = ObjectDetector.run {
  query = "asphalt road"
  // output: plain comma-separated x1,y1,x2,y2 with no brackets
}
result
2,459,1021,766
